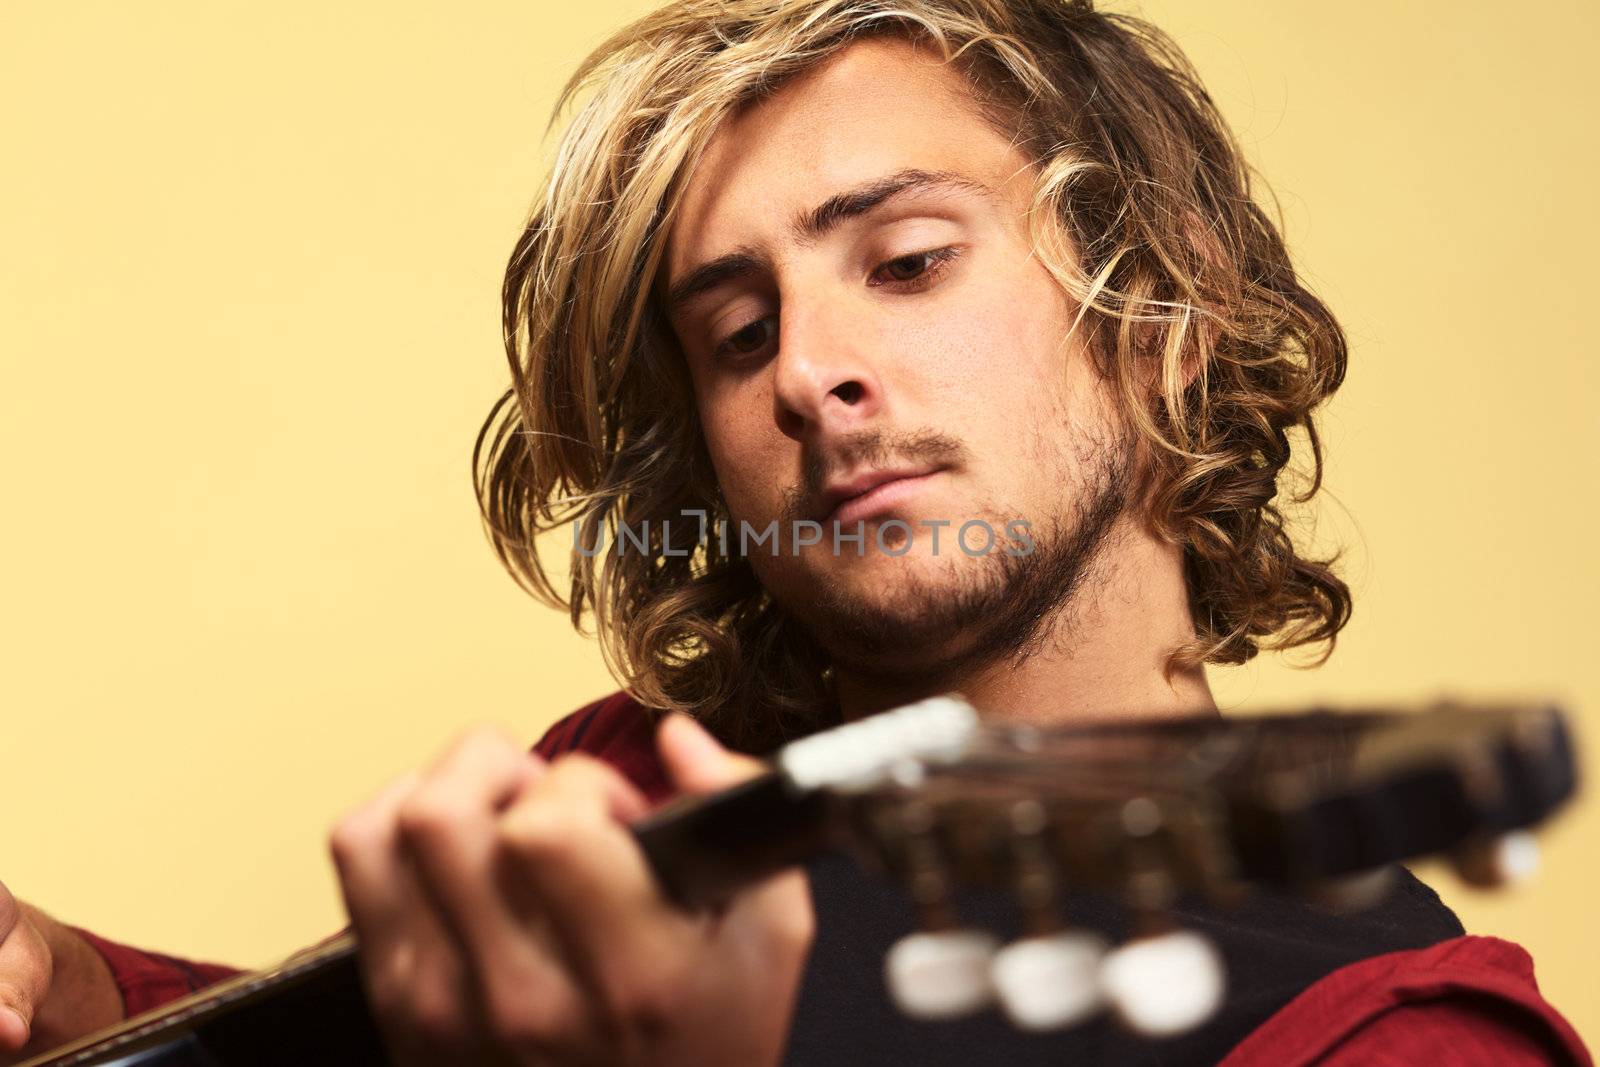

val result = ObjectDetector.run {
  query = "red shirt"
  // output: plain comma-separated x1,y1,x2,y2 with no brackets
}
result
74,691,1592,1064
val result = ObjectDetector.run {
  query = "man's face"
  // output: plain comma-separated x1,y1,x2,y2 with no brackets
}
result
661,36,1131,682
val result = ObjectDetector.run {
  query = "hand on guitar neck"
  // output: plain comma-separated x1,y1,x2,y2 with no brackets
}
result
0,887,122,1062
325,713,814,1067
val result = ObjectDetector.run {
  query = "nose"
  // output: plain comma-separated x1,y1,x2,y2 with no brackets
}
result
770,295,884,441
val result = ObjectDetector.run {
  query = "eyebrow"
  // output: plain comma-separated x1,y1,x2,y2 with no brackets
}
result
663,168,993,318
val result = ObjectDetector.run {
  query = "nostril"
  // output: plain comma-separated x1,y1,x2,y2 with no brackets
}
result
831,380,864,405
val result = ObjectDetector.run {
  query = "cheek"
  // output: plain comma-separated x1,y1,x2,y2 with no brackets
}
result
694,378,788,521
901,260,1077,437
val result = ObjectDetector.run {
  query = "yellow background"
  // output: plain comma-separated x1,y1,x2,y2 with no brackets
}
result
4,0,1595,1048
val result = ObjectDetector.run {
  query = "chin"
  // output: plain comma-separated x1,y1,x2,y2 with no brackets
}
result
779,544,1016,673
801,524,977,592
764,484,1124,686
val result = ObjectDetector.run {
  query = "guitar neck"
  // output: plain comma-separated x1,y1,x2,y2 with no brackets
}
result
22,772,837,1067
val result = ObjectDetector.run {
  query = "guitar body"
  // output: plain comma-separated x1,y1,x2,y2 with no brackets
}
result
42,954,383,1067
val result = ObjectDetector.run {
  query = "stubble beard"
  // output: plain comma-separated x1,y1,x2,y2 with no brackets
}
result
782,437,1134,690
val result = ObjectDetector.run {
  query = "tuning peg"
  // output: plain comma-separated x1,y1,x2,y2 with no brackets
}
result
990,929,1109,1030
987,799,1108,1030
1453,830,1540,888
880,797,1000,1020
1099,928,1225,1037
885,929,1000,1020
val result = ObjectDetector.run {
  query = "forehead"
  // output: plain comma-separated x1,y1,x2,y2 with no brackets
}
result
663,36,1016,286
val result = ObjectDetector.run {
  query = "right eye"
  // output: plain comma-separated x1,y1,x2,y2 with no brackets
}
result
714,314,778,360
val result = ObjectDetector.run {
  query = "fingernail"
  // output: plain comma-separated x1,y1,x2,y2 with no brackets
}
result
0,1006,29,1048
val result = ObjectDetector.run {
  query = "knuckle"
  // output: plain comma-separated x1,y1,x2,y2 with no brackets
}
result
357,943,413,1013
497,805,576,862
403,978,470,1048
1,914,54,1008
454,723,517,759
481,988,535,1045
363,971,402,1017
614,980,680,1035
482,975,566,1047
363,977,406,1028
396,790,467,844
547,751,607,785
596,951,686,1032
431,725,521,783
327,811,381,864
328,773,418,865
0,980,31,1021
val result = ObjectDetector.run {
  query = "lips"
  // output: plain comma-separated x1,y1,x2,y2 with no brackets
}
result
818,466,944,525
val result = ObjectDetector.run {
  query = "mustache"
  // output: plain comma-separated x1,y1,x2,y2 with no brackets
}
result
780,429,971,525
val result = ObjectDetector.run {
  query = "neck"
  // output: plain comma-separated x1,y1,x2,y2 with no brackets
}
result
832,515,1219,726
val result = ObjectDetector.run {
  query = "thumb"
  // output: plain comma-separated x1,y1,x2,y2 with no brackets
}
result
656,713,765,796
0,902,51,1055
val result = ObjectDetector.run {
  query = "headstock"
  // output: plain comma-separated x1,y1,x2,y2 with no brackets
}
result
638,694,1578,1037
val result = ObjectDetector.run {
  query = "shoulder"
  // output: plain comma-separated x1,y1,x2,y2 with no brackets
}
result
1219,934,1592,1066
532,690,672,803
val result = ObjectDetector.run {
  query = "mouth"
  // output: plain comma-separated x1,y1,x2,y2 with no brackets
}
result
819,466,947,527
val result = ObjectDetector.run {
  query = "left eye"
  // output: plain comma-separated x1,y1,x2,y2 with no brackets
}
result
717,315,776,358
868,246,961,287
708,247,961,363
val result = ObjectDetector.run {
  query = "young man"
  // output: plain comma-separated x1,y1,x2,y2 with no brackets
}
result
0,1,1590,1064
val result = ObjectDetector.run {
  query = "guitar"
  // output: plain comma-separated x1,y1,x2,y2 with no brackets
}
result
21,695,1579,1066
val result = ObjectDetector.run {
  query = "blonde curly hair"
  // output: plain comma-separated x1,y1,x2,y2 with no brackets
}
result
474,0,1351,750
